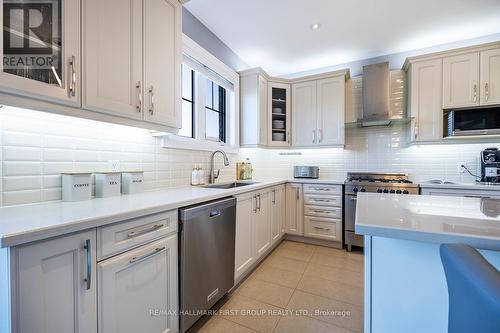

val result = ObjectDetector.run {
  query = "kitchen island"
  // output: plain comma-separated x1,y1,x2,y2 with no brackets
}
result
355,193,500,333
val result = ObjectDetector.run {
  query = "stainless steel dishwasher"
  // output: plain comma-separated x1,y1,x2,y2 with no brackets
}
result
179,197,236,332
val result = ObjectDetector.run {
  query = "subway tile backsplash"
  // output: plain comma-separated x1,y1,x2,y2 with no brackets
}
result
0,106,236,206
0,105,498,207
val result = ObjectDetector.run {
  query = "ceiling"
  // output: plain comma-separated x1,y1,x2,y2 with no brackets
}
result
185,0,500,76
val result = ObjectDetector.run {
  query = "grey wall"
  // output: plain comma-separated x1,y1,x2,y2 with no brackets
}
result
284,32,500,78
182,7,248,71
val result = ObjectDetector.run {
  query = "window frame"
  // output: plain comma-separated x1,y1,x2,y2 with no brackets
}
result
161,35,240,153
179,64,195,139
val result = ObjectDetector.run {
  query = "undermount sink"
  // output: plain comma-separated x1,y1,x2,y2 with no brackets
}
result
201,181,260,189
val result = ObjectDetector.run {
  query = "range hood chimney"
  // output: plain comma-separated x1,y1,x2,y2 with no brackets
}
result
361,62,392,126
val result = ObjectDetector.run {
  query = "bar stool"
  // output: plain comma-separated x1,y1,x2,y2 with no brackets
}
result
440,243,500,333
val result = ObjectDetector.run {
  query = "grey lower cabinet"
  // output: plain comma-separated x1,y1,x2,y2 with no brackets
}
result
4,209,179,333
98,235,178,333
11,229,98,333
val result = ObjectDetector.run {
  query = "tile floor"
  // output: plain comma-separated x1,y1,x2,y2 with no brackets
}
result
198,240,364,333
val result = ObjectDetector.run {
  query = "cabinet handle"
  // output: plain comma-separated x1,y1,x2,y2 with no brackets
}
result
414,120,418,140
312,210,334,214
258,193,261,211
136,81,142,112
272,189,276,204
313,226,330,231
312,130,316,143
464,195,490,199
485,83,489,102
149,85,155,115
83,239,91,290
296,187,300,200
313,198,332,202
313,188,331,191
253,195,258,213
127,223,163,238
473,84,477,102
287,131,290,144
129,246,166,264
68,56,76,97
318,129,322,143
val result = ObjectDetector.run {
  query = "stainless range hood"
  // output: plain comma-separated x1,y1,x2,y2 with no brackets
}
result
361,62,392,126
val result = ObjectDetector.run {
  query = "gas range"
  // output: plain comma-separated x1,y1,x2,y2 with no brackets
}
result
343,172,420,252
344,172,420,195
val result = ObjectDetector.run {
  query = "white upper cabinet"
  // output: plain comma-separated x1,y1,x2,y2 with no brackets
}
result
442,52,480,108
0,0,81,106
83,0,143,119
292,81,317,146
480,48,500,106
408,59,443,142
143,0,182,128
240,71,268,146
317,76,345,146
13,229,97,333
268,82,291,147
292,73,346,147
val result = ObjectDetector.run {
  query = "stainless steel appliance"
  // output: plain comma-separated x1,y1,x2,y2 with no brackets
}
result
344,172,420,251
179,197,236,332
446,107,500,137
294,166,319,179
479,147,500,184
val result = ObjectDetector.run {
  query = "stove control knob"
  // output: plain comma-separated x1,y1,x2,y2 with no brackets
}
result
353,187,359,193
403,190,409,194
390,189,396,194
383,189,389,193
396,189,402,194
377,188,383,193
360,188,366,192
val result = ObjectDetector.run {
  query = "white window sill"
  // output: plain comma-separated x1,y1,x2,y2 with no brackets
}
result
161,135,239,154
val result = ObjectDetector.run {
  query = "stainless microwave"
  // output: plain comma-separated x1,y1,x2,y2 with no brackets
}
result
447,107,500,137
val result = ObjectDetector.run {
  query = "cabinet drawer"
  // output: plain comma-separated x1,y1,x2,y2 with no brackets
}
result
304,194,342,207
97,210,177,260
304,205,341,218
304,217,342,241
303,184,342,195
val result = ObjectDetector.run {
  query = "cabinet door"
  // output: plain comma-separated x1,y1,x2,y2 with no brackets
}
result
268,82,291,147
254,190,271,258
442,52,479,108
271,185,286,243
285,183,303,235
480,48,500,106
83,0,142,119
14,230,97,333
258,75,268,145
235,192,256,280
98,235,178,333
143,0,182,128
409,59,443,142
292,81,317,146
0,0,81,106
317,76,345,146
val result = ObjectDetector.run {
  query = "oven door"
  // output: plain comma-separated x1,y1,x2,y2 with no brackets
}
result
344,194,357,232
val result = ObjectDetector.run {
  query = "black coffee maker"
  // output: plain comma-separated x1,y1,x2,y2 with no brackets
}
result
480,147,500,183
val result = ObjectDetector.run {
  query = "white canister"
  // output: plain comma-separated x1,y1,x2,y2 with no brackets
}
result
95,172,122,198
121,171,144,194
62,173,92,202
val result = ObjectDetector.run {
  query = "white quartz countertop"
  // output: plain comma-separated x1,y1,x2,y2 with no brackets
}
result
0,178,344,248
355,193,500,251
419,181,500,191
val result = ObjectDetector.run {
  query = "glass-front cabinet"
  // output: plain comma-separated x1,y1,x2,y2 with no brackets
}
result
267,81,291,147
0,0,80,106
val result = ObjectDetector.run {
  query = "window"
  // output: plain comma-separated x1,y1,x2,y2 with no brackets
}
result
204,79,226,142
178,64,194,138
162,35,239,152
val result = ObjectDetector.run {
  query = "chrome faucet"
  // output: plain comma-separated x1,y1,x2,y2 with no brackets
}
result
209,150,230,184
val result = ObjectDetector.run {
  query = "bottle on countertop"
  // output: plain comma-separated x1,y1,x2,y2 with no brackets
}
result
191,165,199,185
244,158,253,180
198,166,205,185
